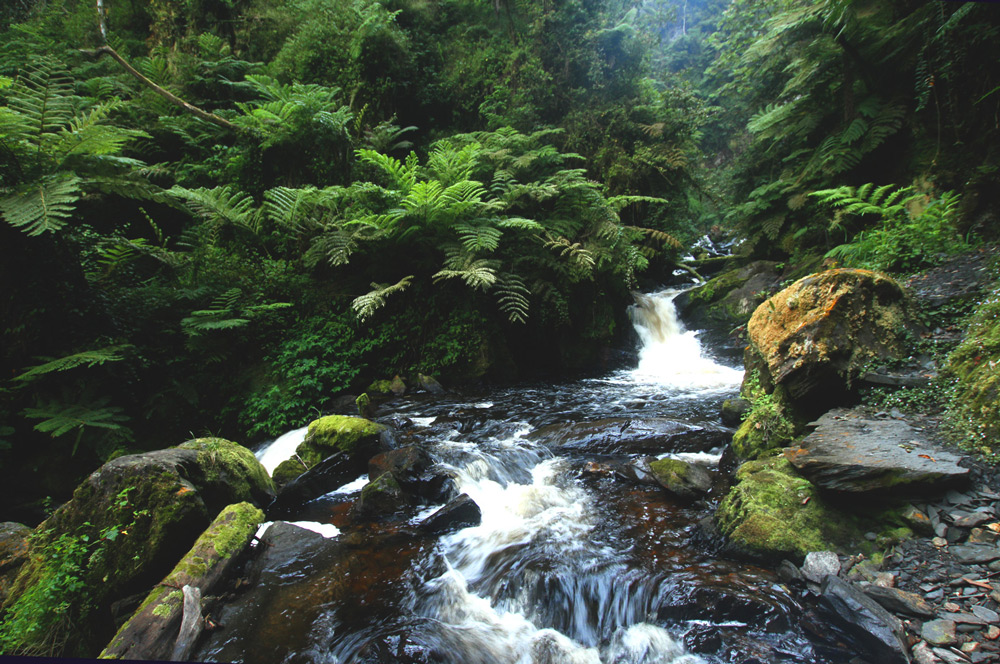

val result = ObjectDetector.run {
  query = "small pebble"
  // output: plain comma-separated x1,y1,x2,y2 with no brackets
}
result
986,625,1000,640
971,605,999,623
945,602,963,612
934,537,949,547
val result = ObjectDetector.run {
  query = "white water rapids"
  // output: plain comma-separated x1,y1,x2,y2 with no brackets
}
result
245,289,756,664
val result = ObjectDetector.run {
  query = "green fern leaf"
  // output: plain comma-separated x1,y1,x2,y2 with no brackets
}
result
495,274,530,324
351,275,414,322
0,173,81,235
15,345,130,382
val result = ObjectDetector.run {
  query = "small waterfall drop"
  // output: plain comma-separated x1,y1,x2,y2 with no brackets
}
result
628,290,742,388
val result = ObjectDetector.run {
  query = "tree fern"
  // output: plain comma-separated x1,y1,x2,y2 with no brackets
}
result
0,173,81,235
169,185,260,234
455,222,502,253
7,58,76,147
23,399,132,456
351,275,414,322
432,249,499,291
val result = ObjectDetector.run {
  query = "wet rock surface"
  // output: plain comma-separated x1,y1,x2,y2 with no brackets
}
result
784,408,970,494
528,417,731,454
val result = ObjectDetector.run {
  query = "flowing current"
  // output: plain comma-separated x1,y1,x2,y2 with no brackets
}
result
197,291,840,664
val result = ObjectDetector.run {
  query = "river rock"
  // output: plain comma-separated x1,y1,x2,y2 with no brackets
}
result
355,472,410,517
271,415,386,488
191,522,424,663
715,457,862,562
369,446,452,502
922,619,958,646
648,457,713,500
801,551,841,584
0,522,30,605
418,494,482,535
902,505,936,537
784,408,970,494
269,451,362,516
720,398,751,427
101,502,265,660
745,269,917,410
862,585,935,618
819,575,910,664
951,544,1000,564
674,260,781,336
417,373,445,394
1,438,273,657
528,418,730,455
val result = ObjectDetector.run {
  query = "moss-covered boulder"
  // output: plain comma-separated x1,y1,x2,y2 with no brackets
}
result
101,502,264,661
271,415,385,488
1,438,272,657
745,269,916,409
649,458,713,500
675,260,782,334
945,285,1000,460
715,457,863,563
355,472,409,516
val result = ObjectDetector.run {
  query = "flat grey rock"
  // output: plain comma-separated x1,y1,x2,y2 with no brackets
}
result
921,619,957,646
951,544,1000,564
784,408,970,494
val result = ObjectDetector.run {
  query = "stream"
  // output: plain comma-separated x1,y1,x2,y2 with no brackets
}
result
194,290,853,664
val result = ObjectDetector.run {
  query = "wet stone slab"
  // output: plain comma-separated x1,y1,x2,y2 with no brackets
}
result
784,409,970,495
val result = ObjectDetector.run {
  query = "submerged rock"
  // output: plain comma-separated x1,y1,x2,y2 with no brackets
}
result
1,438,272,657
784,408,970,494
101,502,265,661
648,457,713,500
745,268,917,410
715,457,862,562
271,415,386,488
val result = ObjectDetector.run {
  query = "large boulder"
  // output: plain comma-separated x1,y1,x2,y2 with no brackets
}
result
745,269,916,410
368,446,452,502
1,438,273,657
271,415,386,488
784,409,970,494
714,456,862,562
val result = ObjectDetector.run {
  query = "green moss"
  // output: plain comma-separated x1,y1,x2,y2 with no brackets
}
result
360,472,401,499
150,590,181,619
209,503,265,559
297,415,385,468
715,457,863,562
272,457,307,487
649,458,690,483
178,438,275,501
945,286,1000,462
366,379,394,394
731,383,799,460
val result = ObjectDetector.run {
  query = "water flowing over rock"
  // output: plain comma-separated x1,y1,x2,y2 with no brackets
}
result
745,268,917,410
784,409,970,494
528,418,730,455
271,415,386,488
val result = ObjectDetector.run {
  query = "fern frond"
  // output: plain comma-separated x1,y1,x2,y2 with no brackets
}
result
495,274,530,324
351,275,414,322
0,173,81,235
9,58,76,145
23,398,132,454
625,226,683,249
15,345,130,382
455,222,502,253
497,217,544,231
169,185,259,232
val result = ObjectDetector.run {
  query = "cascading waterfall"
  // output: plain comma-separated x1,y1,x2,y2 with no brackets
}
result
214,291,825,664
628,290,743,388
